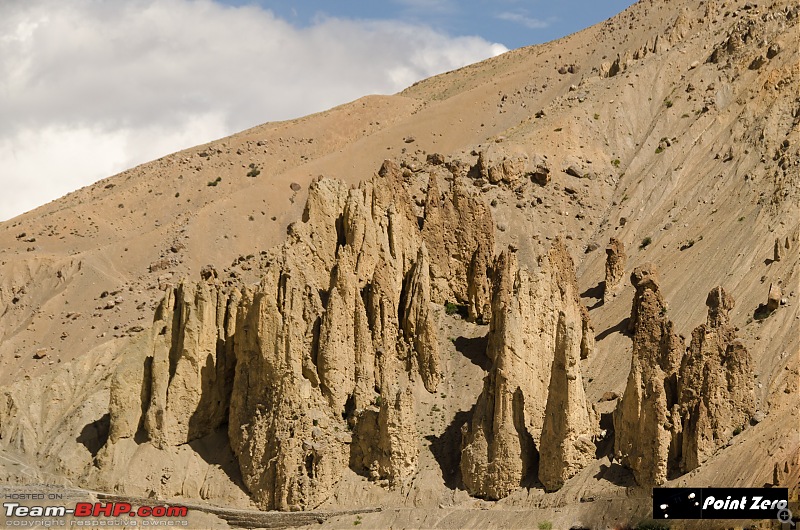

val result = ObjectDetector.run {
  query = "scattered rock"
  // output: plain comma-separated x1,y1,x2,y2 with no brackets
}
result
767,283,782,312
774,237,784,262
564,165,583,178
750,411,766,425
529,154,551,185
600,391,619,402
148,257,177,273
200,264,218,281
604,238,626,302
426,153,445,165
474,145,540,185
749,55,767,70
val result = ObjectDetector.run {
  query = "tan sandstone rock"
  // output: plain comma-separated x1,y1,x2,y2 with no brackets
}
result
538,307,596,491
144,279,237,448
604,237,626,302
460,239,595,498
377,386,419,487
466,241,493,324
474,145,549,186
102,162,488,510
614,264,683,486
460,249,535,500
767,283,782,312
774,237,785,262
677,287,755,473
400,245,441,393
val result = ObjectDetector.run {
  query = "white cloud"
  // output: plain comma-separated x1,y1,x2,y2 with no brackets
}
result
393,0,457,14
0,0,507,221
496,12,552,30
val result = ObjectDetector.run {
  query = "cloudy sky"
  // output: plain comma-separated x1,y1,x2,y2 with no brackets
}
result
0,0,635,221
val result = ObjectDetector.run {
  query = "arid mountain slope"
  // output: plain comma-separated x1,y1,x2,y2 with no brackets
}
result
0,0,798,528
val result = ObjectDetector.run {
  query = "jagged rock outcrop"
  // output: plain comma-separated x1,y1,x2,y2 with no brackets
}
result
400,246,440,393
613,264,683,486
317,255,373,412
538,304,596,491
377,386,419,487
466,241,493,324
348,384,418,489
529,155,552,186
615,275,758,485
774,237,785,261
459,249,534,500
472,146,550,186
610,51,630,78
676,287,755,473
422,173,495,305
227,261,348,511
143,278,237,448
603,8,693,76
102,160,490,510
475,146,524,185
460,240,595,499
603,237,626,302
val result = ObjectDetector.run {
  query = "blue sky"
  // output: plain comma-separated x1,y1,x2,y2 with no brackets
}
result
219,0,637,50
0,0,636,221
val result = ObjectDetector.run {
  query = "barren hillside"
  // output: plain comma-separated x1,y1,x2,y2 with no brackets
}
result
0,0,798,528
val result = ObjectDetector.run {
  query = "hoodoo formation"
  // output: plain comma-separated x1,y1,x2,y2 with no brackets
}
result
0,0,798,527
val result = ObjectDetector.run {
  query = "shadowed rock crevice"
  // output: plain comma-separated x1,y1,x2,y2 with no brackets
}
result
595,318,630,341
77,413,110,458
189,429,251,498
426,408,474,490
580,281,605,310
453,335,490,371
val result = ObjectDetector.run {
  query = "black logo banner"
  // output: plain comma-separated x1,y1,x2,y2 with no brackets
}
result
653,488,790,521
